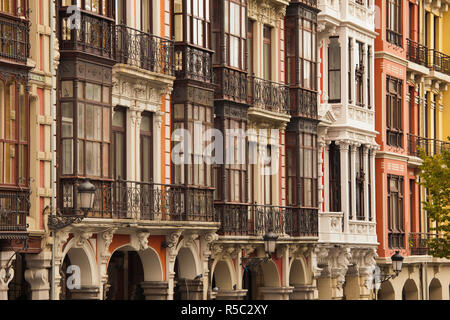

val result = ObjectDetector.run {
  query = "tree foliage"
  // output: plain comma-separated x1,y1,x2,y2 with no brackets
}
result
417,138,450,259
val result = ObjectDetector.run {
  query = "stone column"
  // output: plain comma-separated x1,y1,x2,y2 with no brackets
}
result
337,141,350,232
177,279,203,300
141,281,169,300
291,285,316,300
350,144,358,221
0,251,16,300
323,142,330,212
259,286,294,300
25,251,52,300
215,289,247,300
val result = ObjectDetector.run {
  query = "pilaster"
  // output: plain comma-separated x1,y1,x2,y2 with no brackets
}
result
24,251,52,300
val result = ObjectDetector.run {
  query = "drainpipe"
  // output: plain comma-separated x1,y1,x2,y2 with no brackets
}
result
49,0,56,300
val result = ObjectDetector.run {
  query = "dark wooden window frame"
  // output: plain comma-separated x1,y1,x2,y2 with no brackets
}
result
60,0,113,18
140,0,152,33
387,174,405,249
386,75,403,148
0,77,29,187
263,24,272,81
299,131,317,209
355,41,364,107
0,0,28,16
140,111,153,183
386,0,402,47
329,142,341,212
112,107,126,180
247,19,254,75
355,146,365,220
222,0,247,70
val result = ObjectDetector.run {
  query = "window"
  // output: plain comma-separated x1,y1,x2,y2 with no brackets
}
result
141,0,152,33
112,108,126,179
247,19,254,75
286,133,297,206
329,142,341,212
187,0,210,47
0,79,28,186
368,149,372,220
0,0,27,15
355,41,364,107
386,76,403,147
355,146,364,220
223,0,246,69
263,25,272,80
328,37,341,103
225,118,247,202
388,175,404,248
300,132,317,208
367,45,372,109
386,0,402,47
172,103,213,187
301,14,316,90
60,81,111,178
140,112,152,182
348,148,352,219
348,38,352,103
262,144,272,205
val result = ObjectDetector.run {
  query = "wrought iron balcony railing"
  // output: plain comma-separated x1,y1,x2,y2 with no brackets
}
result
289,87,318,119
406,38,428,67
429,49,450,75
407,134,450,157
116,24,174,76
409,232,438,255
0,13,30,64
60,179,216,222
248,76,290,114
386,29,402,47
174,44,213,83
59,10,115,60
215,203,318,237
0,189,30,238
213,67,248,103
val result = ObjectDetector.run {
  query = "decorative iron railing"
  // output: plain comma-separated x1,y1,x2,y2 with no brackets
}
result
429,49,450,75
214,67,248,103
407,134,450,157
406,38,428,67
59,10,115,60
60,179,215,222
116,24,174,76
216,203,318,237
290,87,318,119
0,13,30,63
248,76,290,114
386,29,402,47
0,189,30,235
409,232,439,255
174,44,213,83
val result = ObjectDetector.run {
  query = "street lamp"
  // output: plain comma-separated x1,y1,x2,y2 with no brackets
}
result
241,231,279,271
47,179,96,230
263,231,278,256
373,251,404,300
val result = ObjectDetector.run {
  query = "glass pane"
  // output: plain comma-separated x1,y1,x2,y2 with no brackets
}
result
86,83,102,102
19,84,26,142
103,108,110,142
78,103,85,138
113,109,125,127
61,81,73,98
103,144,109,177
62,139,73,174
94,106,102,140
103,87,110,103
86,104,94,139
78,140,84,174
141,113,151,131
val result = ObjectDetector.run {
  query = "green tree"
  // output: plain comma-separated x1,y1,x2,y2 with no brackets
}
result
417,138,450,259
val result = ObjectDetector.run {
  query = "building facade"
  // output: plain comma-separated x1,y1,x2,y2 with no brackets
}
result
374,0,450,300
0,0,448,301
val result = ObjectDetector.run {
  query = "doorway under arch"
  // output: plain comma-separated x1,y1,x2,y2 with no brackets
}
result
402,279,419,300
377,280,395,300
429,278,442,300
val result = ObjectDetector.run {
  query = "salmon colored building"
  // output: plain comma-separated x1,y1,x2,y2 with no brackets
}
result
374,0,450,300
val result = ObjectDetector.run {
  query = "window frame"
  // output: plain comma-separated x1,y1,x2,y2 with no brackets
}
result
387,174,405,249
112,107,126,180
328,36,341,103
386,75,403,148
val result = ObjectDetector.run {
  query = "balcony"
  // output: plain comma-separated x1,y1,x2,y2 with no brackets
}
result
290,87,318,119
429,49,450,75
406,39,428,67
0,189,30,240
174,44,213,83
60,179,216,223
213,67,248,104
59,10,115,61
248,76,290,114
115,24,174,76
386,29,402,47
409,232,439,255
407,134,450,157
0,13,30,64
215,203,318,238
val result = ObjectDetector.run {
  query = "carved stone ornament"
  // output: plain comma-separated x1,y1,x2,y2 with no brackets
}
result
134,231,151,251
101,228,118,259
73,231,93,248
183,233,199,248
248,0,287,26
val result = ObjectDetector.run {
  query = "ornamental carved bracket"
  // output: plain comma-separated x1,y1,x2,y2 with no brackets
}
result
248,0,287,26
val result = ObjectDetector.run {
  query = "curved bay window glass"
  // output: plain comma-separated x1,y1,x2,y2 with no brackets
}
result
0,0,28,16
174,0,211,48
0,78,28,186
60,0,112,17
285,4,318,118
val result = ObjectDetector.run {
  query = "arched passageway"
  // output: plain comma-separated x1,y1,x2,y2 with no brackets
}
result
377,280,395,300
402,279,419,300
173,247,202,300
429,278,442,300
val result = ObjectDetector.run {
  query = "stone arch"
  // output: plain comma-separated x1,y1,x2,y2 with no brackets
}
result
429,278,442,300
211,259,234,291
261,260,280,287
377,280,395,300
62,239,99,288
402,279,419,300
110,244,163,282
175,247,199,280
289,258,307,286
